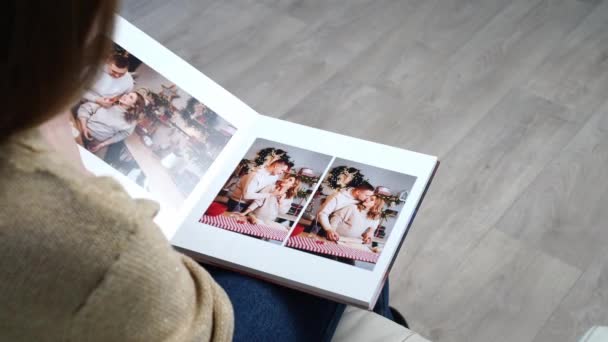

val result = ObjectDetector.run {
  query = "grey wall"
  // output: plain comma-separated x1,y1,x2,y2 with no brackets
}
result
244,138,333,177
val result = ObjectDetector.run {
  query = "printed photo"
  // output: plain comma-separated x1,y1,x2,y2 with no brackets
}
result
287,159,417,270
201,139,332,244
67,43,236,209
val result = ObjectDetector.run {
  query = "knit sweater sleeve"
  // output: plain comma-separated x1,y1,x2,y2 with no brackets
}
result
317,193,339,231
242,174,272,200
68,177,234,342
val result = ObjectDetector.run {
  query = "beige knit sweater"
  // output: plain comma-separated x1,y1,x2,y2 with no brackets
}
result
0,129,233,341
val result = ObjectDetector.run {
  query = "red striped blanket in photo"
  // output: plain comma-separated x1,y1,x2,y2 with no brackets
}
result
199,215,288,242
286,235,379,264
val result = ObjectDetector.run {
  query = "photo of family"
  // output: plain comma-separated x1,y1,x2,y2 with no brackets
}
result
286,159,417,270
201,139,332,244
68,43,236,210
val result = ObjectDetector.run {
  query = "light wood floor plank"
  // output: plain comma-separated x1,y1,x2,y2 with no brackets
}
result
391,89,583,324
412,229,580,342
533,257,608,342
118,1,608,341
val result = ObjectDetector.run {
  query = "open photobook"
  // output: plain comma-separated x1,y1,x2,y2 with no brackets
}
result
69,15,439,309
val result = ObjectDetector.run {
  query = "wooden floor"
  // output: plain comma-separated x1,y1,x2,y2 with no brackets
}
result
121,1,608,341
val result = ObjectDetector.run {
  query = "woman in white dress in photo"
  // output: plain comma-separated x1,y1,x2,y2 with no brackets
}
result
240,176,302,230
329,195,385,246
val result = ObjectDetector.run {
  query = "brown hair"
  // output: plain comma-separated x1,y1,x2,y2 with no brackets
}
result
123,92,146,123
354,181,374,192
4,1,118,140
110,54,130,69
358,195,385,220
283,177,302,199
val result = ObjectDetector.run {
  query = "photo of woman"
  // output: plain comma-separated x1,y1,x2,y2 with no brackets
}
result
330,195,385,244
287,158,417,270
239,176,302,229
77,91,145,153
201,139,332,244
68,43,237,210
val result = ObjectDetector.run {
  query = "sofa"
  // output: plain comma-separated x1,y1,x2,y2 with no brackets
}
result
333,306,431,341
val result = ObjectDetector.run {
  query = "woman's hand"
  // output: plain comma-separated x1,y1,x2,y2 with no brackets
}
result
246,215,259,225
81,125,92,140
362,233,372,244
269,189,283,199
362,229,373,244
95,96,114,108
89,142,105,153
233,213,248,224
325,229,340,242
78,117,92,140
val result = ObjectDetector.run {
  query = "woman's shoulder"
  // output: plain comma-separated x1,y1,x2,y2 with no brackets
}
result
0,131,162,310
0,130,158,237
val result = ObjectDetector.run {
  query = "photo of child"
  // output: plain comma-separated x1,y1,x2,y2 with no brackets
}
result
287,159,417,270
201,139,332,244
68,43,236,209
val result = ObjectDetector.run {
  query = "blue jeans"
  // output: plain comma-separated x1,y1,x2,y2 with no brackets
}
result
206,265,393,342
226,198,246,213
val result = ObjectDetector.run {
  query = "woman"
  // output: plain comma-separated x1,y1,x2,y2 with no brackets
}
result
3,2,232,341
77,90,145,152
240,176,301,228
3,2,399,341
330,195,385,244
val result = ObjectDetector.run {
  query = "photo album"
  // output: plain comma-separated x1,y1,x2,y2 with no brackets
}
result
69,16,439,309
